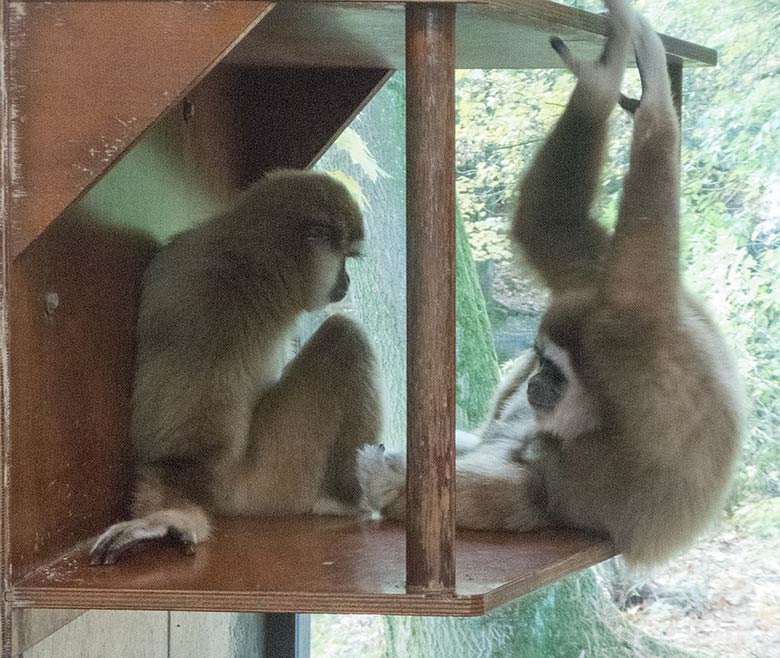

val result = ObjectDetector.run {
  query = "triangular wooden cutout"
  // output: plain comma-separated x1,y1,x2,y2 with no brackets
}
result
6,1,274,258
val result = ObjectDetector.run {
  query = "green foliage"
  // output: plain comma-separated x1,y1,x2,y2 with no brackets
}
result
732,497,780,539
330,127,388,184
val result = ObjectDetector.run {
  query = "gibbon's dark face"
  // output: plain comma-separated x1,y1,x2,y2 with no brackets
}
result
301,222,363,310
528,343,567,412
330,265,350,303
253,170,365,312
528,337,599,438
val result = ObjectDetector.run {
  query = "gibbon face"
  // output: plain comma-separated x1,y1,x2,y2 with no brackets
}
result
530,293,602,440
300,222,363,311
242,170,365,312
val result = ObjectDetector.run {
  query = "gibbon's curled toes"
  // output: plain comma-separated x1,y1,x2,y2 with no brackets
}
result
357,445,405,514
549,36,576,72
89,518,197,566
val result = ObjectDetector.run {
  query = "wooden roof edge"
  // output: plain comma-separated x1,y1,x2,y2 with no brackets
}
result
269,0,717,66
486,0,716,66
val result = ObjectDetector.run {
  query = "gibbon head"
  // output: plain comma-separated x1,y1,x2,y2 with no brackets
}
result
528,291,603,440
241,170,366,311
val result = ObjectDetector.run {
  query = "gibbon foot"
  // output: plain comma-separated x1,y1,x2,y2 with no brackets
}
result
90,508,210,565
357,445,405,518
617,10,673,116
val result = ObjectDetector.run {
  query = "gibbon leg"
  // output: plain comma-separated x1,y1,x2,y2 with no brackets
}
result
512,0,634,293
604,12,680,315
92,315,380,563
358,442,548,531
232,314,383,515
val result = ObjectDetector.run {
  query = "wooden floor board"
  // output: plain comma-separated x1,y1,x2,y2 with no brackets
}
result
8,517,613,617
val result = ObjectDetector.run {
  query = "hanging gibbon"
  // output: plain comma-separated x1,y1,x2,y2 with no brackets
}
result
359,0,743,566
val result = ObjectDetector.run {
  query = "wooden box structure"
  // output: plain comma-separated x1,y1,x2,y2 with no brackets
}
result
0,1,715,654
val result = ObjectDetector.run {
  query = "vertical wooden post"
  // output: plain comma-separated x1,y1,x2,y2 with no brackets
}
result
405,3,456,594
1,0,11,652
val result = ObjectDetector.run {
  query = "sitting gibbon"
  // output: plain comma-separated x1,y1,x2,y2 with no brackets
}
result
359,0,743,566
91,170,382,565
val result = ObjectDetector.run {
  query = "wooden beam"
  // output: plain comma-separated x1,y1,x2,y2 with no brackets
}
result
225,1,717,70
2,0,11,652
405,3,456,595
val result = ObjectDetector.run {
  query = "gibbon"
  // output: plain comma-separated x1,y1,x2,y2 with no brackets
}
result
359,0,743,566
91,170,383,565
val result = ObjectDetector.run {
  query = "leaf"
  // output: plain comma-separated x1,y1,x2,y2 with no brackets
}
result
331,127,387,182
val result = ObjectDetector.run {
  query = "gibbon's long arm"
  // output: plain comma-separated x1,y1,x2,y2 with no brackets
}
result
512,0,634,294
603,13,681,319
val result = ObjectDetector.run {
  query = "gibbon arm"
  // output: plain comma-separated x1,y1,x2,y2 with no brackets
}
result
604,13,681,317
512,1,635,294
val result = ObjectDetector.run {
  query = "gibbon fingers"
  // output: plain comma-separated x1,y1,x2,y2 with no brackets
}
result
359,0,743,566
91,170,383,565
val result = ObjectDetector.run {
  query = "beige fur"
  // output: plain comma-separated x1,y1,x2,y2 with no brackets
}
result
91,170,382,565
359,1,743,566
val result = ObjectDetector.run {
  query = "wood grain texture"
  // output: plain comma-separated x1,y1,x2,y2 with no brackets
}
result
405,4,456,594
8,212,158,575
8,517,614,617
6,1,273,259
2,2,12,653
226,0,717,70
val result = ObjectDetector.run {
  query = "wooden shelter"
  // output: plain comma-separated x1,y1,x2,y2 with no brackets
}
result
0,1,715,655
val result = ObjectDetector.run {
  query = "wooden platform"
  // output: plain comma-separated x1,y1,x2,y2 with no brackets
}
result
7,517,614,617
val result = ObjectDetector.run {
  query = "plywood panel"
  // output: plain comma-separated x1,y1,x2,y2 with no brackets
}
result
8,212,158,572
10,517,614,617
7,1,273,258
